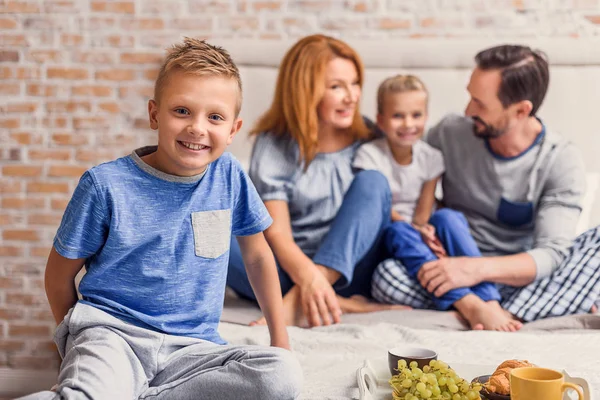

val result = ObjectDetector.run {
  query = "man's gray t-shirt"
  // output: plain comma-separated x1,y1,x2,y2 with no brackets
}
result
427,114,586,279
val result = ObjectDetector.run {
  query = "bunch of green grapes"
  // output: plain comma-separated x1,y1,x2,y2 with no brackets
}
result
389,359,483,400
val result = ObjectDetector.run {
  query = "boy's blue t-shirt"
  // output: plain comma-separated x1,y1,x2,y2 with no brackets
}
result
53,146,272,344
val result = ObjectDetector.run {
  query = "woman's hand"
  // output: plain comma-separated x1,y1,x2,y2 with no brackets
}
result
249,271,343,329
299,271,342,327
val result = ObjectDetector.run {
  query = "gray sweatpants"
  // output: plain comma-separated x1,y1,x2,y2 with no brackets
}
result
18,302,303,400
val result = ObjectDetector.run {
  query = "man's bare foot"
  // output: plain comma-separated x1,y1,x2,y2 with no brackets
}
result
250,285,306,327
337,295,411,314
454,295,522,332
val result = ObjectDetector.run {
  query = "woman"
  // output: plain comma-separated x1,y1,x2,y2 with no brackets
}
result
227,34,405,327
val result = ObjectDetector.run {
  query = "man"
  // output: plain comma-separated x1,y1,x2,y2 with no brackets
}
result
372,44,600,330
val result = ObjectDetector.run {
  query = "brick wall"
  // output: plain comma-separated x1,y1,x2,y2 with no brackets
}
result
1,0,600,371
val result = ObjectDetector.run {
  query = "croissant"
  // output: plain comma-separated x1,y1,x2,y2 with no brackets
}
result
485,359,535,395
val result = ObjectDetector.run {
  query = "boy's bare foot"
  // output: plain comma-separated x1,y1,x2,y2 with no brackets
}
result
250,285,307,327
454,295,522,332
337,295,411,313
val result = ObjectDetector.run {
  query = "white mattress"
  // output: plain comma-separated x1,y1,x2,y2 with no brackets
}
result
219,305,600,399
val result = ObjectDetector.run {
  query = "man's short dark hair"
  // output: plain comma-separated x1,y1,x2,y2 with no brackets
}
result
475,45,549,116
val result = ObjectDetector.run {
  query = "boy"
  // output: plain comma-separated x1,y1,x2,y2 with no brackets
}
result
20,38,302,399
354,75,516,331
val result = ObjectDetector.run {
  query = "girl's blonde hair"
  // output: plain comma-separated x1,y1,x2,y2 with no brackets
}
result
377,75,428,114
250,34,370,165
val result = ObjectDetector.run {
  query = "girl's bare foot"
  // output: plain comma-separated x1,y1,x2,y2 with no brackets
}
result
454,295,522,332
337,295,411,314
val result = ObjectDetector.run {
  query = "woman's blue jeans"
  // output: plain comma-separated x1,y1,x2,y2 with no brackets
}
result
227,170,392,300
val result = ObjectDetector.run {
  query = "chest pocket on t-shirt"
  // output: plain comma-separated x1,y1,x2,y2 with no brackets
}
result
191,209,231,259
496,197,534,227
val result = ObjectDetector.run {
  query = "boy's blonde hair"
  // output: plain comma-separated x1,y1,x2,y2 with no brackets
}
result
377,75,428,114
154,37,242,115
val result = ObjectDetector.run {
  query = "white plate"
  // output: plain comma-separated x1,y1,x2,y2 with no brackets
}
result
356,358,592,400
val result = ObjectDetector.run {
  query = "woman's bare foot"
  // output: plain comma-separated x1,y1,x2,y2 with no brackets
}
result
251,292,410,327
454,295,522,332
250,285,307,327
337,295,411,314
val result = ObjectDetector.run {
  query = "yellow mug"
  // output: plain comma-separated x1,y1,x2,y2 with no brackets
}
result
510,367,584,400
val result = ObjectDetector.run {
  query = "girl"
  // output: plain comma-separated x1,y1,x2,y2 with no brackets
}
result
355,75,514,331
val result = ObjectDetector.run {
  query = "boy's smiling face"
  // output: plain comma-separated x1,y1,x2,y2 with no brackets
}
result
147,70,242,177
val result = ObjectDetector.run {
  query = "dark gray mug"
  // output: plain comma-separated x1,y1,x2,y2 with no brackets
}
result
388,346,438,376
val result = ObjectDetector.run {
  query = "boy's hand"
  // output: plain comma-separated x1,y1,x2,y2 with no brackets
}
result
270,337,291,351
249,315,292,350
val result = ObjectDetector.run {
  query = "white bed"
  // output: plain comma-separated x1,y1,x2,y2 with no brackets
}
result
220,314,600,399
214,38,600,399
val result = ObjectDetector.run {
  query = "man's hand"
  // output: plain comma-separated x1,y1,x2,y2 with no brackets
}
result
413,223,446,258
417,257,482,296
299,271,342,327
